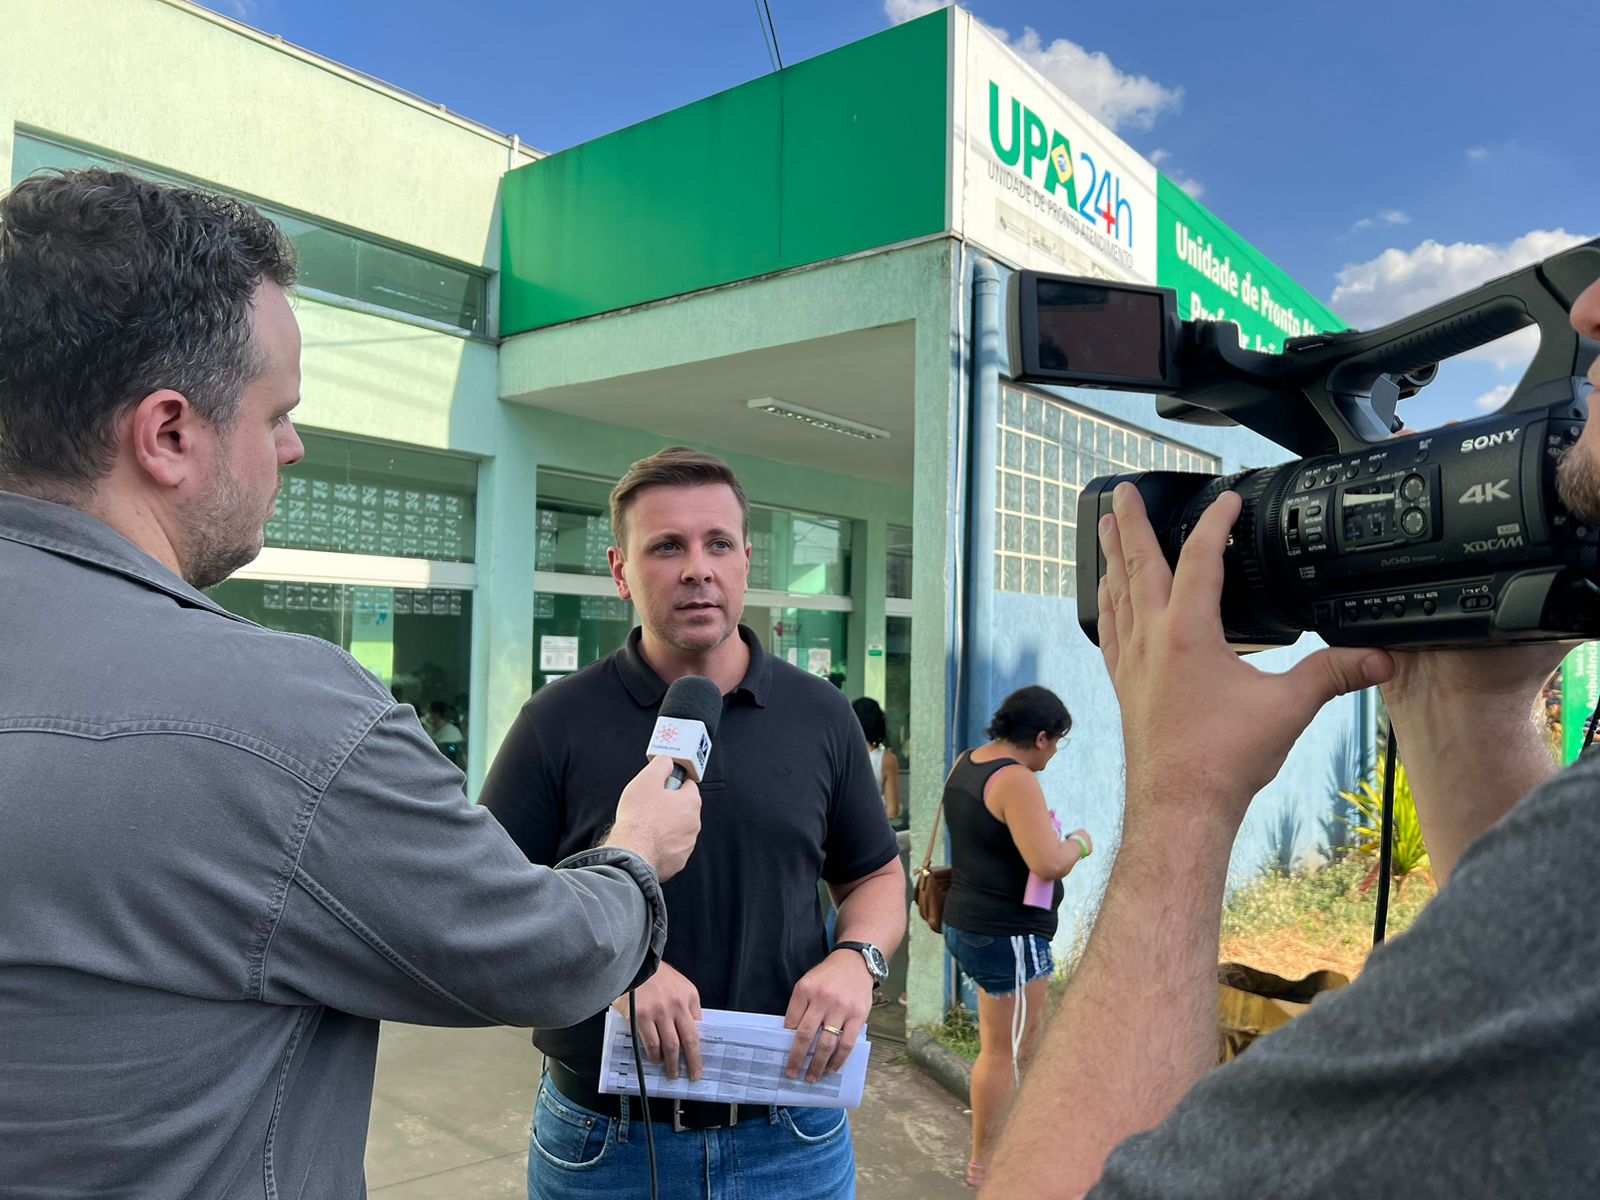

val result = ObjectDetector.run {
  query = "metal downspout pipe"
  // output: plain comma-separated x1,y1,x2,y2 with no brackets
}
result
944,256,1002,1013
963,258,1003,751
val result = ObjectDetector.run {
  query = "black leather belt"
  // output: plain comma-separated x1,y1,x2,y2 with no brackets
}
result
546,1060,771,1132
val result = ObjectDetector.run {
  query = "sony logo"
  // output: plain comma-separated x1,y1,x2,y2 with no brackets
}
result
1460,429,1520,454
1462,535,1525,553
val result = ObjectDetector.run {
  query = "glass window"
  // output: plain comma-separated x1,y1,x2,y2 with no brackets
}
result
11,131,488,334
995,384,1219,597
532,592,635,694
884,616,913,771
268,431,477,562
744,605,850,685
886,524,913,599
537,473,617,578
207,580,473,772
749,508,852,596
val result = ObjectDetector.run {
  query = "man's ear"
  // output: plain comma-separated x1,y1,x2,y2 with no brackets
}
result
126,389,201,489
608,545,632,601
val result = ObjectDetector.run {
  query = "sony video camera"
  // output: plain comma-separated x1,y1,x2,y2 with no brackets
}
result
1007,240,1600,649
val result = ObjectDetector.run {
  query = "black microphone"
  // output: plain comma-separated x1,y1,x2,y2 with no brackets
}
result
645,675,722,790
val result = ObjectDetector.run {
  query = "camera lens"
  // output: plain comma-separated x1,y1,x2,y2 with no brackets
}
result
1168,465,1305,644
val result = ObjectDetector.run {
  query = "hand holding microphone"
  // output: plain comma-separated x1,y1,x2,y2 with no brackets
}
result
643,675,722,790
603,676,722,881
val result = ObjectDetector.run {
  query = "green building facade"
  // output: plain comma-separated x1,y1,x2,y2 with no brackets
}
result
7,0,1457,1024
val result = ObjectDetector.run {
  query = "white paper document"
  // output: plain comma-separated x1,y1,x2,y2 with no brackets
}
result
598,1007,870,1109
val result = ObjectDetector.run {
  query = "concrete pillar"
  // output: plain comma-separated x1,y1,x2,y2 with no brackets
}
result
465,406,540,799
851,517,889,703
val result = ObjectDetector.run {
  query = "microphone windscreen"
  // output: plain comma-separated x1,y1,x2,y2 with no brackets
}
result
658,675,723,738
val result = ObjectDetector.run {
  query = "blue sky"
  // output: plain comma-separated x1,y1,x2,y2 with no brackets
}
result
204,0,1596,431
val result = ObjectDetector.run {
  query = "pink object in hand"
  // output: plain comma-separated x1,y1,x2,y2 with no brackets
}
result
1023,813,1065,908
1022,871,1054,908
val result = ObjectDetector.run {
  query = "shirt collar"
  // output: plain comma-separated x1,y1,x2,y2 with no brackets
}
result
0,490,241,620
617,624,771,709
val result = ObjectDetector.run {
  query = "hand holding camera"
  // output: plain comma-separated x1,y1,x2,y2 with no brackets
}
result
1096,482,1395,835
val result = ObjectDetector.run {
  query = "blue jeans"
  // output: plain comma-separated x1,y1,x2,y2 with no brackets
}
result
527,1078,855,1200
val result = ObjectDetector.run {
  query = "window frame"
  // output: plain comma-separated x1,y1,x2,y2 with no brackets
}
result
10,127,493,338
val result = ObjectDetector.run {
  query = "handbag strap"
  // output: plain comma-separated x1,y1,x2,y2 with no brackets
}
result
919,751,965,872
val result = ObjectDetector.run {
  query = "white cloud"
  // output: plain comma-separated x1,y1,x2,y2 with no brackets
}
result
883,2,1182,133
883,0,946,23
1148,149,1204,197
208,0,258,18
1350,209,1411,233
1007,28,1182,133
1467,146,1490,161
1330,229,1592,365
1475,384,1514,411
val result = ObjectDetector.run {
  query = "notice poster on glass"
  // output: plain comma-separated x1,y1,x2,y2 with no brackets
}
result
540,635,580,673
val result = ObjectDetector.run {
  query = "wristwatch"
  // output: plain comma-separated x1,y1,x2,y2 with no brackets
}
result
834,940,889,988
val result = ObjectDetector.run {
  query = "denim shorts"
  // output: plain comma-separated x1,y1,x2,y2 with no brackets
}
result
944,925,1054,996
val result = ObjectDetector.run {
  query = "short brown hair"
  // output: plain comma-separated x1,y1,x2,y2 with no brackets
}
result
0,168,296,495
609,447,750,552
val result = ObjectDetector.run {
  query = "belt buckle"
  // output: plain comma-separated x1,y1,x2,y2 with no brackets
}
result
671,1100,739,1132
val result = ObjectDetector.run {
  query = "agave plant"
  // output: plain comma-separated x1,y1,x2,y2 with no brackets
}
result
1320,722,1368,862
1340,755,1431,894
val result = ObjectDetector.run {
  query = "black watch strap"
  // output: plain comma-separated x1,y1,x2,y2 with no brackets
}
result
834,940,887,984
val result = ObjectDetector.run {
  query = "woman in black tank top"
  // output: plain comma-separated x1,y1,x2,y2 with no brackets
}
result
941,686,1094,1189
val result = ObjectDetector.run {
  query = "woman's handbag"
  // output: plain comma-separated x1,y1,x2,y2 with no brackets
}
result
913,795,952,933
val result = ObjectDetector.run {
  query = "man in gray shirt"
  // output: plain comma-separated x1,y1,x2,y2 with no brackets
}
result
0,169,701,1198
987,269,1600,1196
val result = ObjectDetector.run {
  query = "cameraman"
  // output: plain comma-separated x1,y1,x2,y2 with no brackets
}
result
985,274,1600,1198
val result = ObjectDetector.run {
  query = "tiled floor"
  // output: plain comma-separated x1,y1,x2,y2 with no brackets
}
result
365,1011,972,1198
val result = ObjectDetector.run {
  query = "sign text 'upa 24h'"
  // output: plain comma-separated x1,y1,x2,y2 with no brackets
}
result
987,81,1135,247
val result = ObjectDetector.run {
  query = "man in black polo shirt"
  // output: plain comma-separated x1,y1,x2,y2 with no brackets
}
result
483,447,904,1200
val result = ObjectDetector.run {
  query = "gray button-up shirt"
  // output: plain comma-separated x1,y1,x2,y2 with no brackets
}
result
0,492,666,1198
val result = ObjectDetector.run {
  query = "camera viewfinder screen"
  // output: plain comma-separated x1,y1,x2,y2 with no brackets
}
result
1034,281,1166,383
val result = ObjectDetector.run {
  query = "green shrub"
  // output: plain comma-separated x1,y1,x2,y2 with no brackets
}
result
1340,755,1431,893
927,1003,981,1063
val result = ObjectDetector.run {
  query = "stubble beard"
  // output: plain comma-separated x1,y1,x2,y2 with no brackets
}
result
1556,443,1600,526
182,467,268,591
647,599,744,658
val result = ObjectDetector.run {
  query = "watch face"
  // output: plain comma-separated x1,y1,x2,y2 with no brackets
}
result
864,946,889,981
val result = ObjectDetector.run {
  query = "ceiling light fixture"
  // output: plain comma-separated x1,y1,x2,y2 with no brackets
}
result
746,398,890,441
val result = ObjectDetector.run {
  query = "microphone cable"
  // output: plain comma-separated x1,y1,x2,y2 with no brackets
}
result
626,989,660,1200
1376,672,1587,947
1372,725,1399,946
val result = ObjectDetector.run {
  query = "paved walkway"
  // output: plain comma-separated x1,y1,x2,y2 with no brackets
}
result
364,1012,973,1198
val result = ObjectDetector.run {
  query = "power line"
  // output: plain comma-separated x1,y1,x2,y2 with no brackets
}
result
762,0,785,69
752,0,778,71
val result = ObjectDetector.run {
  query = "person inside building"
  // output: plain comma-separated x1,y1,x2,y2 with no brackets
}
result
427,699,465,765
0,168,703,1198
940,684,1092,1189
851,695,903,830
985,269,1600,1197
482,446,905,1200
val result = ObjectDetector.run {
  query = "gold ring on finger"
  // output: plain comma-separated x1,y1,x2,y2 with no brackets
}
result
821,1024,844,1037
